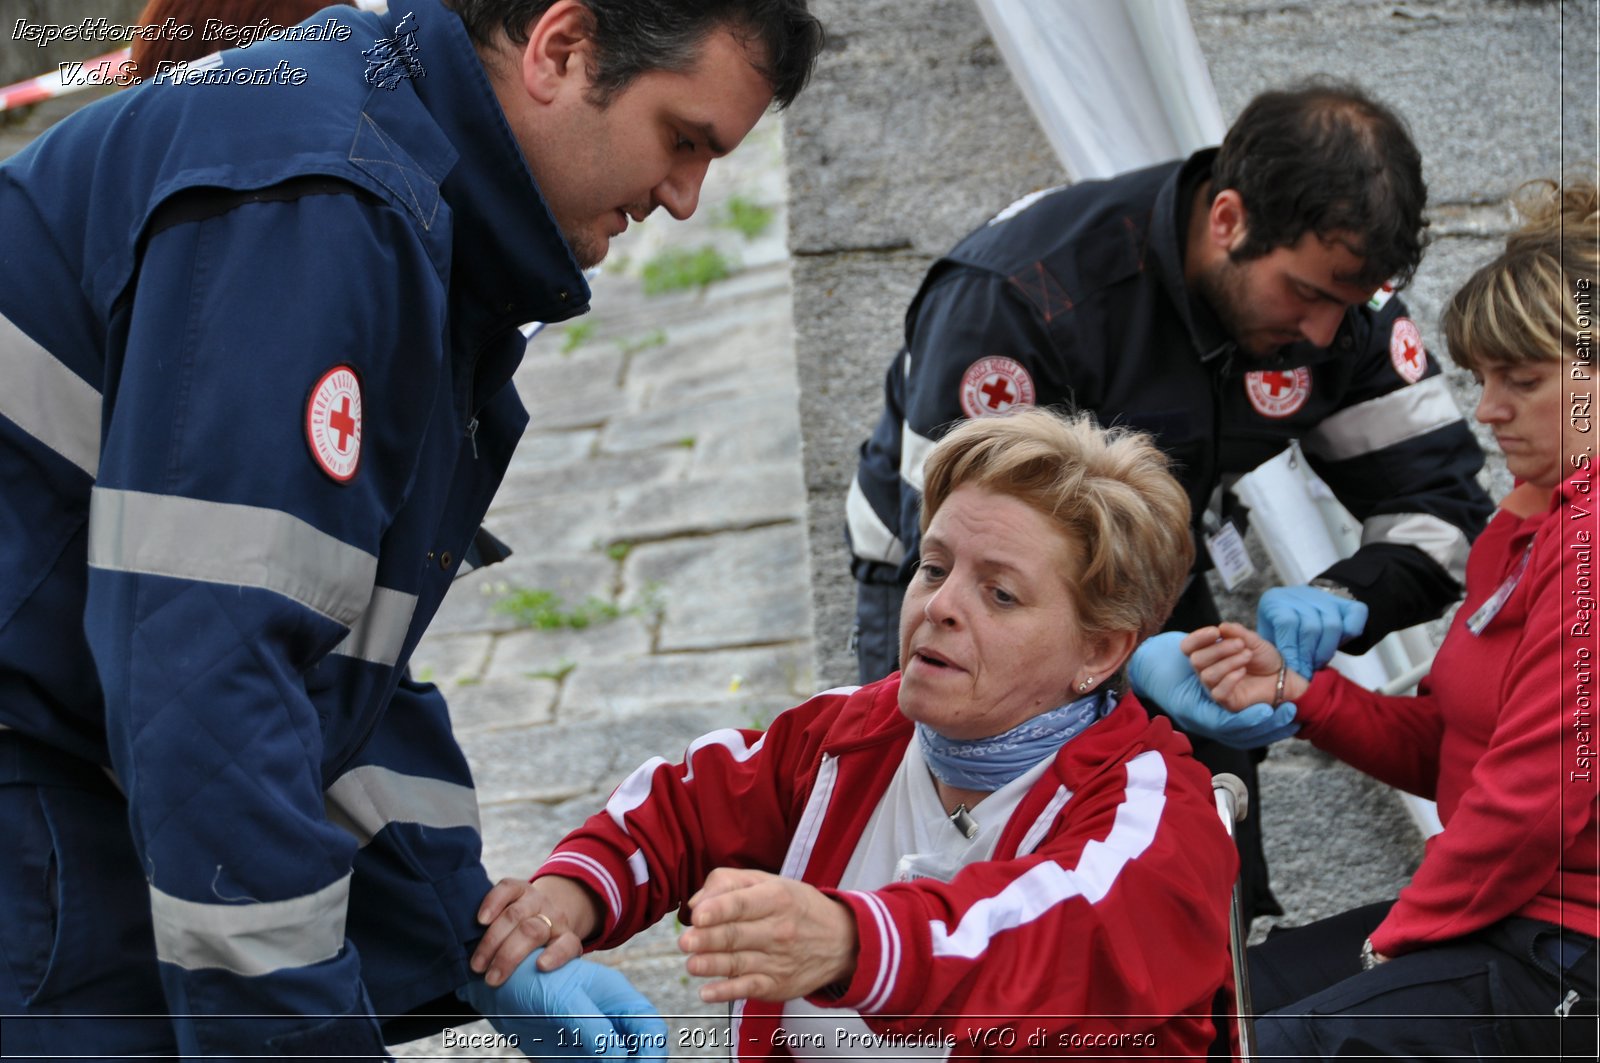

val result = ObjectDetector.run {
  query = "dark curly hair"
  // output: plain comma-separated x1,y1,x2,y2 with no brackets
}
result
1211,80,1429,289
443,0,824,109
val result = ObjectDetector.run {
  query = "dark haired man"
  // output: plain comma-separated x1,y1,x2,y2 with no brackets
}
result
0,0,821,1057
847,82,1492,919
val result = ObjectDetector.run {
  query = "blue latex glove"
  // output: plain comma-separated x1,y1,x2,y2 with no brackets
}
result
1128,632,1299,749
1257,585,1369,677
456,949,668,1059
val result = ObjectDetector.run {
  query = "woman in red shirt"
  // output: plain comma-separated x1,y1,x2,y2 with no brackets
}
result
1144,178,1598,1059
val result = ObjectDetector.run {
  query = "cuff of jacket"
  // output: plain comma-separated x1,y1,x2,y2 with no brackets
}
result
1366,917,1413,961
534,843,632,947
1294,668,1353,744
806,888,908,1017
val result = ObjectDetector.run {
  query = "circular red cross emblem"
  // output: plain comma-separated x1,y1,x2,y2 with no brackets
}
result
1245,367,1312,418
1389,317,1426,384
959,357,1036,419
306,365,363,483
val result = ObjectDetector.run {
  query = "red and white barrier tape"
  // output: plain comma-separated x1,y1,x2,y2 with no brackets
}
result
0,48,131,113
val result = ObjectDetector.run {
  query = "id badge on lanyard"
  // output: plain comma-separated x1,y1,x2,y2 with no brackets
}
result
1465,540,1535,636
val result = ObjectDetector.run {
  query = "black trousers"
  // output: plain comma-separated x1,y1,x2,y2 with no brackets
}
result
1249,900,1599,1060
855,576,1280,920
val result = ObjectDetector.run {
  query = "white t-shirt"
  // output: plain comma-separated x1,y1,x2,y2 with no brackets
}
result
777,740,1053,1059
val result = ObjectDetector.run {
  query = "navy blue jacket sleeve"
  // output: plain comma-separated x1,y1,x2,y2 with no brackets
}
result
84,189,445,1055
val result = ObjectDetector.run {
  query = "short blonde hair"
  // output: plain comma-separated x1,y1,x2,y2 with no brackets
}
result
919,407,1194,641
1442,178,1599,372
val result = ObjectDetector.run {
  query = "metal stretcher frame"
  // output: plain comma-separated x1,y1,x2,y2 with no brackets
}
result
1213,772,1255,1063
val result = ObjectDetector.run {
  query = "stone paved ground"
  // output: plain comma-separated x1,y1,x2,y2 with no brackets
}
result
392,113,815,1059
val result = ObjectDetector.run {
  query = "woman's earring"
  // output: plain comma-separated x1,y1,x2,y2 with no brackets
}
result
1077,676,1094,694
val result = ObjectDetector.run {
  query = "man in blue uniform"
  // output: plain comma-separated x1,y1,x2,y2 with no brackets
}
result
847,83,1492,919
0,0,821,1056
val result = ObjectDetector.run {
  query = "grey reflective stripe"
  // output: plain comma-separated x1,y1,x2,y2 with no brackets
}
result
900,423,936,494
0,310,101,477
88,488,377,625
988,184,1066,226
1363,512,1471,585
325,764,480,848
846,474,905,566
1303,376,1462,462
330,586,417,666
150,872,349,976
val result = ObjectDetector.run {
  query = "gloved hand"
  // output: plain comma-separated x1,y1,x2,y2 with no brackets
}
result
1257,585,1369,677
456,948,668,1059
1128,632,1299,749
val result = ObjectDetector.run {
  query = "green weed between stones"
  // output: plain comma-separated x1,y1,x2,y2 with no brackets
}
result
641,246,731,294
717,195,774,239
559,321,595,354
526,658,577,682
618,328,668,355
492,582,667,631
493,587,623,630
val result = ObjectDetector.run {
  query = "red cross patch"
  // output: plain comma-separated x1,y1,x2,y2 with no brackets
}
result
1389,317,1427,384
306,365,363,483
1245,367,1312,418
959,357,1036,419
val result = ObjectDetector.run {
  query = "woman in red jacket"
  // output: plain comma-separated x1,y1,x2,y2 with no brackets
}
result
464,408,1238,1058
1173,179,1598,1059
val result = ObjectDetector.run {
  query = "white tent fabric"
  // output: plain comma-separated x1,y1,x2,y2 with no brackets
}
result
972,0,1225,181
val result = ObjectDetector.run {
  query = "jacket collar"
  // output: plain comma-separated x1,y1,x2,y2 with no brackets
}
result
1150,149,1235,367
1525,467,1596,533
400,0,591,341
1556,466,1595,508
826,677,1164,793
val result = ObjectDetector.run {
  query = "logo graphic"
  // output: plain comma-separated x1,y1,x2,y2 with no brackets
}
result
1245,367,1312,418
364,11,423,89
959,357,1036,419
306,365,363,483
1389,317,1427,384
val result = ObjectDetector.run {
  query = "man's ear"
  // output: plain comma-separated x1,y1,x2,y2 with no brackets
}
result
1207,188,1250,255
520,0,595,105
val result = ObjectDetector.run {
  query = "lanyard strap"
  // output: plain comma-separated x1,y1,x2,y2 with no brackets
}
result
1466,539,1536,636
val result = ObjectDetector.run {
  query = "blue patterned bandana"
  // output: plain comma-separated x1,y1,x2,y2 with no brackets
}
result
917,689,1113,792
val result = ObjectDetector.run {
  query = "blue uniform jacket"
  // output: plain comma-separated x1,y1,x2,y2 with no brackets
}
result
0,1,588,1053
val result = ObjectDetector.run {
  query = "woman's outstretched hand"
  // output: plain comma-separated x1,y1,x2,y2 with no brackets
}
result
1128,631,1300,749
1180,622,1309,711
679,867,858,1004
